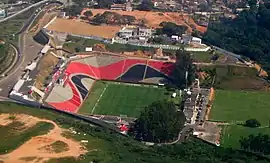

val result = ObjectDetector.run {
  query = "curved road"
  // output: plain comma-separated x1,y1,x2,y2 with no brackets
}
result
0,0,50,23
0,3,59,97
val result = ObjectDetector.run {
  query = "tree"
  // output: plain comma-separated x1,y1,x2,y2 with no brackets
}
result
83,10,93,18
171,49,196,88
129,101,186,143
240,133,270,155
63,5,82,17
245,119,261,128
96,0,113,8
203,3,270,75
138,0,154,11
156,22,188,36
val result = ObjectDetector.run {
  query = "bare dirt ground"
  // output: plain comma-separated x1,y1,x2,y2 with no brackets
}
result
195,121,221,145
0,114,86,163
46,18,121,39
83,9,207,33
205,87,214,120
34,53,59,91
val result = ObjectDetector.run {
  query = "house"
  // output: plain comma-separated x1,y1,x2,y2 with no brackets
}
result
191,37,202,44
0,8,6,18
138,27,153,37
171,35,180,41
125,2,133,11
110,4,126,10
118,27,135,38
182,34,192,44
182,34,202,45
110,3,133,11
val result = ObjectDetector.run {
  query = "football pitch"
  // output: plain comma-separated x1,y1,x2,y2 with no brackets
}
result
210,89,270,149
79,81,179,117
210,90,270,125
221,125,270,148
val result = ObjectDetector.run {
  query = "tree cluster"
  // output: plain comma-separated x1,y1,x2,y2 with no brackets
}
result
203,1,270,75
138,0,154,11
63,5,82,17
172,49,196,88
91,11,136,25
156,22,188,37
240,133,270,155
129,101,186,143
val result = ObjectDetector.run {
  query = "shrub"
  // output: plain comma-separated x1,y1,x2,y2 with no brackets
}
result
245,119,261,128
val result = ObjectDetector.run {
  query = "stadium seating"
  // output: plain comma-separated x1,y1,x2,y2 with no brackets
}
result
46,54,175,113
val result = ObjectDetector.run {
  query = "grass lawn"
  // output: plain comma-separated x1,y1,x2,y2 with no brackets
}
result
190,51,213,63
210,90,270,125
79,81,180,117
64,36,161,53
221,125,270,149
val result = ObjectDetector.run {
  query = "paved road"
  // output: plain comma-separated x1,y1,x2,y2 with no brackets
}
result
0,0,50,23
0,5,50,97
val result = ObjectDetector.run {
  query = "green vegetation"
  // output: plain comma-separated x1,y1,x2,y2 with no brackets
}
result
0,44,16,74
0,102,269,163
211,89,270,150
80,81,179,117
64,36,154,53
129,101,185,143
210,90,270,125
245,119,261,128
190,51,213,63
138,0,154,11
92,11,136,25
50,141,69,153
239,133,270,155
156,22,188,37
198,64,267,90
221,125,270,149
203,0,270,75
0,121,53,154
172,49,196,88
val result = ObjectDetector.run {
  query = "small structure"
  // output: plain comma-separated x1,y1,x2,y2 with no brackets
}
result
0,8,6,18
85,47,93,52
41,44,50,54
110,4,126,10
182,34,192,44
171,35,179,41
118,26,135,39
138,27,153,37
191,37,202,45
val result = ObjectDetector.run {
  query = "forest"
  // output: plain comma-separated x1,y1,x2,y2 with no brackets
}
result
203,0,270,75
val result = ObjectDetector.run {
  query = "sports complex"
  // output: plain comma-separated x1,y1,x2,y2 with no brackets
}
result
44,53,177,117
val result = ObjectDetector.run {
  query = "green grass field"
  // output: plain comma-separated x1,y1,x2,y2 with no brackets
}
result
210,90,270,125
190,51,213,63
79,81,179,117
221,125,270,149
210,89,270,149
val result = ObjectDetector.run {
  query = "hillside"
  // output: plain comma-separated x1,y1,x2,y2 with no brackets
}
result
0,102,269,163
203,2,270,75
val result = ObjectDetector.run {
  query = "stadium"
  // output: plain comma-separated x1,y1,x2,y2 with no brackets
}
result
44,53,176,116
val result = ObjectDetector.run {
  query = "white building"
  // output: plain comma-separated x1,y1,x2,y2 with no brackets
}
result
182,34,202,45
118,27,135,38
138,28,153,37
0,8,6,18
191,37,202,44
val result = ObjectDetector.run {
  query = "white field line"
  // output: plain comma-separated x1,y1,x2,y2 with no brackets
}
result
91,85,108,114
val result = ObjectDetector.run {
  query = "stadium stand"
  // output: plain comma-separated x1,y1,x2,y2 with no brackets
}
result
45,54,175,112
